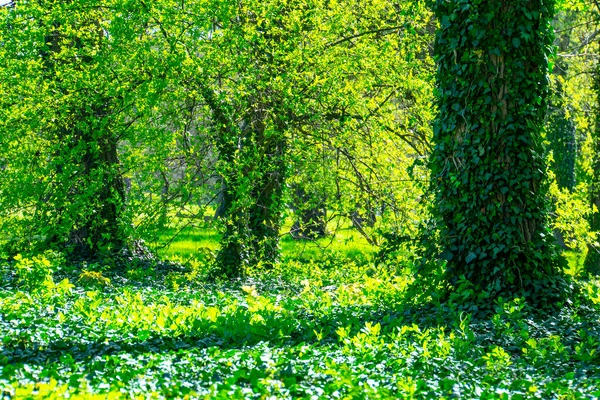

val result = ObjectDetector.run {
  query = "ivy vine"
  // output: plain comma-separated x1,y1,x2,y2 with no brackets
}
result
430,0,567,300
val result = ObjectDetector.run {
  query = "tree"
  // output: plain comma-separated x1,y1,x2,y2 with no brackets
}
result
186,1,296,276
0,1,126,257
584,64,600,273
0,0,183,260
0,0,434,273
430,0,566,300
170,0,433,278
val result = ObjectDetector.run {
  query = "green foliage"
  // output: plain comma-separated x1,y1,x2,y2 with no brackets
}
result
1,0,598,396
0,0,216,259
0,0,434,275
179,0,435,277
13,253,55,291
546,106,577,191
548,181,596,254
584,37,600,274
430,0,567,300
1,256,600,398
78,269,111,289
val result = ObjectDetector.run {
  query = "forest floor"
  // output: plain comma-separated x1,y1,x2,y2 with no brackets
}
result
1,230,600,399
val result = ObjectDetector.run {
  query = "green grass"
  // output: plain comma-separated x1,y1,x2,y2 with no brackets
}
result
152,219,377,265
154,226,222,257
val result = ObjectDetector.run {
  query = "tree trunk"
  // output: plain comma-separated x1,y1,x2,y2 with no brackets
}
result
248,133,287,268
78,127,125,255
584,67,600,274
200,86,247,278
41,12,126,259
431,0,565,300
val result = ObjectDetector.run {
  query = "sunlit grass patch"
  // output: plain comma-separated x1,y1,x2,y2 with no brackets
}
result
153,218,376,265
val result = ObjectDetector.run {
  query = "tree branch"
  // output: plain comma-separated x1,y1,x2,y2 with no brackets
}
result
325,25,406,48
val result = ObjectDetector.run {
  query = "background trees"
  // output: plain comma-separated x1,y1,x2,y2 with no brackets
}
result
0,0,433,275
144,0,434,277
547,1,600,273
0,0,598,291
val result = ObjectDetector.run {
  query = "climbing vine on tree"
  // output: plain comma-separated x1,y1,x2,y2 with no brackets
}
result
0,0,188,260
584,63,600,273
430,0,567,301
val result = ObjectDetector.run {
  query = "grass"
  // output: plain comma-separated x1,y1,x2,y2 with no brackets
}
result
152,218,377,265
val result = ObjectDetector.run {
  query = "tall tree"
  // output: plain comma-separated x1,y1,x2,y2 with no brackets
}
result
0,1,126,257
172,0,433,278
430,0,566,300
196,1,294,276
584,65,600,273
0,0,181,259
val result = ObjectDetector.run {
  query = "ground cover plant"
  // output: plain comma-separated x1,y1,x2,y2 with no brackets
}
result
1,248,600,399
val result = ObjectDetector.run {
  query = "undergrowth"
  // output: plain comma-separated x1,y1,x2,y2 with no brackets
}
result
1,250,600,399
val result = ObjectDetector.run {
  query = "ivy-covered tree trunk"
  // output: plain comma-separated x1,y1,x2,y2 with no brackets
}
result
201,84,289,277
431,0,565,299
247,130,287,269
584,70,600,274
40,12,126,259
69,122,126,256
200,86,247,278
